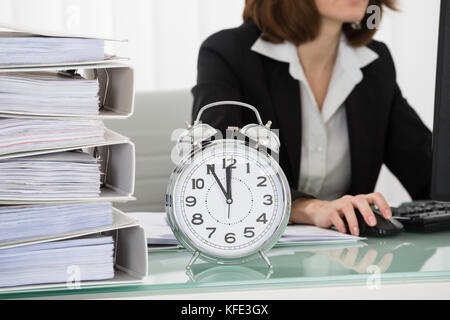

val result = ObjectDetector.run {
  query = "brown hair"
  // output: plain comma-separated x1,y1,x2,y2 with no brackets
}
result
243,0,396,47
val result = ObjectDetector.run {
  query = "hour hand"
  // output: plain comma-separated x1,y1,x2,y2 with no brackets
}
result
208,165,228,201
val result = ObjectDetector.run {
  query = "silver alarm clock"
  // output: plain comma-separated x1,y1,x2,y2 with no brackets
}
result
166,101,291,269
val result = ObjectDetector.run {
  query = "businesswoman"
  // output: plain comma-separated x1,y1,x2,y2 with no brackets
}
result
191,0,432,236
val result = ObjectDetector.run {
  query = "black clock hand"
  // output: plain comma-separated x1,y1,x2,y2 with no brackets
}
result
225,164,233,204
209,166,228,201
226,164,232,219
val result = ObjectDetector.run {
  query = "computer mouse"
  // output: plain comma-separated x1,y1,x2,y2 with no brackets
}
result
343,208,404,237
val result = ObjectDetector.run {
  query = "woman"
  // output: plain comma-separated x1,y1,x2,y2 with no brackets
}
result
191,0,432,236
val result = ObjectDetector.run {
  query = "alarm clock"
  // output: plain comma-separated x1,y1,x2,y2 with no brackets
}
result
166,101,291,269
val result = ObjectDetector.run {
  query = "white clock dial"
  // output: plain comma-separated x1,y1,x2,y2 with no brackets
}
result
172,142,287,259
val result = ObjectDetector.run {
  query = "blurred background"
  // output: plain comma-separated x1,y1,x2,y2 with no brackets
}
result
0,0,441,210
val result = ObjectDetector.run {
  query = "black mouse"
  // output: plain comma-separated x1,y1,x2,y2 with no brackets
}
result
343,208,404,237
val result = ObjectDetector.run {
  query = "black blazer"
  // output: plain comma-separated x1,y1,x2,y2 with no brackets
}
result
191,19,432,202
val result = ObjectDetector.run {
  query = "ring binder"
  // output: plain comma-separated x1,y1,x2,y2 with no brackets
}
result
92,145,111,188
96,68,110,110
0,140,135,204
0,220,147,292
112,228,119,266
0,65,134,119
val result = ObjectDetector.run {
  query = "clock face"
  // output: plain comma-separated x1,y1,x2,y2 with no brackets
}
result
171,141,288,259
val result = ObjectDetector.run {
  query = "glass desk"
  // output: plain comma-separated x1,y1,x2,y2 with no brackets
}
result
3,231,450,299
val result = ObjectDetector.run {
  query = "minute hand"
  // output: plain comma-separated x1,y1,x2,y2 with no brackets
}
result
225,164,232,203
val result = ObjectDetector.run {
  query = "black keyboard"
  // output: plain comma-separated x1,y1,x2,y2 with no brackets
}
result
392,201,450,232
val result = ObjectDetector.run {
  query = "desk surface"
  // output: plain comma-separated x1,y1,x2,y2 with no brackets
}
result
3,231,450,299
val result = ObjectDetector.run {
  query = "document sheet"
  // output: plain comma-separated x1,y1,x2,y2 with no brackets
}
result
0,202,113,244
0,35,105,66
0,72,100,115
127,212,364,246
279,224,365,243
0,118,105,154
0,151,102,199
127,212,178,245
0,236,114,287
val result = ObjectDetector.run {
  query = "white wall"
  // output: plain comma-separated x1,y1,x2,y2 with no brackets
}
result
0,0,245,91
0,0,441,205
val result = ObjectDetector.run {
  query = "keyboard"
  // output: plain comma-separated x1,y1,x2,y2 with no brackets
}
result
392,201,450,232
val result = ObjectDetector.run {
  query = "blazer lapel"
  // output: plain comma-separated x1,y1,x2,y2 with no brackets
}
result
267,60,302,186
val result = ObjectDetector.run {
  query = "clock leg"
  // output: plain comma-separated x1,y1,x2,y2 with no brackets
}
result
265,268,274,280
259,250,273,270
186,250,200,270
186,268,196,282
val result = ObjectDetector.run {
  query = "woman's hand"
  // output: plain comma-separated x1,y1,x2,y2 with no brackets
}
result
290,193,392,236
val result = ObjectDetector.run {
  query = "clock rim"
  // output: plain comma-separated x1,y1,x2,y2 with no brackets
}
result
166,139,291,265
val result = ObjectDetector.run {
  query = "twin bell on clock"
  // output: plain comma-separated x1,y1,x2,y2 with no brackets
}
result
166,101,291,270
176,101,281,158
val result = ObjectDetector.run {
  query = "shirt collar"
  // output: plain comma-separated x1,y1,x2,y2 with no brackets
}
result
336,33,379,82
251,34,379,122
251,33,378,80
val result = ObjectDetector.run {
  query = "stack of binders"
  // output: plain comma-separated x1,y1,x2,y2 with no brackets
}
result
0,25,147,293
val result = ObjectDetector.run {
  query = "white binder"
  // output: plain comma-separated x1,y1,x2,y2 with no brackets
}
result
0,22,127,41
0,207,138,250
0,224,148,293
0,140,136,204
0,127,128,159
0,22,129,69
0,64,135,119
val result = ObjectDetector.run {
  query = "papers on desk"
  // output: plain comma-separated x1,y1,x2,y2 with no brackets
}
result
0,118,104,155
0,236,114,288
0,151,102,200
0,72,100,116
279,225,365,243
0,202,112,244
0,34,104,66
126,212,364,246
126,212,178,245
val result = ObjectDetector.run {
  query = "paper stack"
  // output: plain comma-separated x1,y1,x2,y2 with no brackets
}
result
0,26,147,293
127,212,365,246
279,225,365,243
0,34,105,66
0,202,112,244
0,236,114,288
0,152,102,199
0,72,100,116
127,212,179,245
0,119,105,155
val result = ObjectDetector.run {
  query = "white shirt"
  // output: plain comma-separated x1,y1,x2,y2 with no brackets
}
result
251,35,379,200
